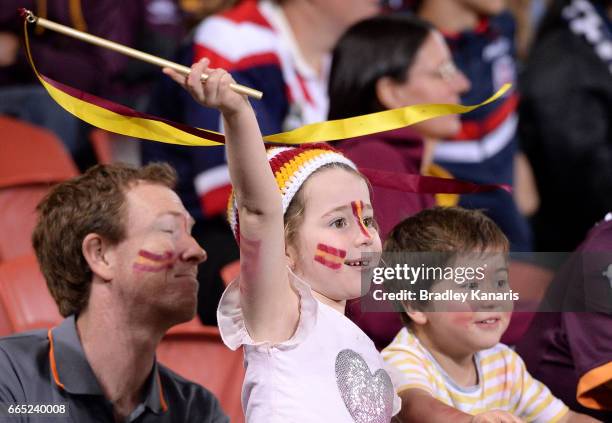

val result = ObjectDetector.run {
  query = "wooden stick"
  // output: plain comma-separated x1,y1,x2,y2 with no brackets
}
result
20,9,263,100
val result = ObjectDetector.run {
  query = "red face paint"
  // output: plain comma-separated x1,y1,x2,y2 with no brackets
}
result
239,234,261,276
314,243,347,270
133,249,175,272
351,201,371,238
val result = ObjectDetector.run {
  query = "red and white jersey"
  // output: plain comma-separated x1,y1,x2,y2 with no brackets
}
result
193,0,329,131
183,0,330,217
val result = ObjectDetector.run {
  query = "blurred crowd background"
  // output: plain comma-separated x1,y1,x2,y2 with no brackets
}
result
0,1,610,419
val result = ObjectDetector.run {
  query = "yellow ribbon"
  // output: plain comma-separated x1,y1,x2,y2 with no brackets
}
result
24,20,511,146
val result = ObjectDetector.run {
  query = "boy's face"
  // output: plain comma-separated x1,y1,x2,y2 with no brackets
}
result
287,167,382,303
411,252,512,355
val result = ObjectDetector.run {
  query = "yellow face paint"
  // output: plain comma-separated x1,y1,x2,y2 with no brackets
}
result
133,249,175,272
351,201,371,238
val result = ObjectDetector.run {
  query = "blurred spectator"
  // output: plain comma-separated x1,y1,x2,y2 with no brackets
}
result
112,0,185,109
328,14,469,240
142,0,380,325
327,14,470,350
519,0,612,252
0,0,184,167
179,0,239,30
508,0,551,60
0,0,124,163
1,1,127,94
516,213,612,420
414,0,536,252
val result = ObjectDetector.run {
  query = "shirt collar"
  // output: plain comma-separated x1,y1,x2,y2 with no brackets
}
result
48,316,168,414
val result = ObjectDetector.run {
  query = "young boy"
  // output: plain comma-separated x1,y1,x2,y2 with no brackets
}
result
381,207,598,422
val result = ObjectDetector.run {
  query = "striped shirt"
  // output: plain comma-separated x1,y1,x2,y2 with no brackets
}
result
190,0,329,217
382,328,569,422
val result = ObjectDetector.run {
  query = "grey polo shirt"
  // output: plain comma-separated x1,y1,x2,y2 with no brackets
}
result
0,316,229,423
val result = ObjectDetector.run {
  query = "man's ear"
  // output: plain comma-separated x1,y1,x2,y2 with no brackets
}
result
375,76,407,110
82,233,114,281
402,301,428,325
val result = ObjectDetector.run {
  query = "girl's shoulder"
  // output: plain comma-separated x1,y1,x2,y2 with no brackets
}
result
217,268,318,350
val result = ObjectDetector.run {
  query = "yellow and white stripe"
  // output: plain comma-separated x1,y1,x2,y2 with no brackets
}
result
382,328,569,422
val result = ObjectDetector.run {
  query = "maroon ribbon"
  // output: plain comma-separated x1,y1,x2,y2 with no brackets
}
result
359,167,511,195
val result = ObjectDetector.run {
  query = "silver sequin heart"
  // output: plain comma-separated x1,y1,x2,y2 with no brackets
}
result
335,349,394,423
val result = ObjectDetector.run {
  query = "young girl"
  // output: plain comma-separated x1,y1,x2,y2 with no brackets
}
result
165,59,400,422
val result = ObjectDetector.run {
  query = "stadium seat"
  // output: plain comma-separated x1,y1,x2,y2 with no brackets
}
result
89,128,113,164
0,116,78,261
0,254,62,333
220,259,240,287
89,128,141,165
0,296,12,337
157,319,245,422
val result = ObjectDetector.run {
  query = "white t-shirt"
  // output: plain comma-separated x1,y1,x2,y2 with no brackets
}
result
217,270,401,422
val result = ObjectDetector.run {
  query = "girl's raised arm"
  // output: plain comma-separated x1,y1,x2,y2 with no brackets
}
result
165,59,299,343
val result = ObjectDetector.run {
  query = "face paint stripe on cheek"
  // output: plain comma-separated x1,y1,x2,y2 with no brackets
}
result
314,255,342,270
138,249,174,261
316,243,347,258
314,243,346,270
351,201,371,238
133,249,176,272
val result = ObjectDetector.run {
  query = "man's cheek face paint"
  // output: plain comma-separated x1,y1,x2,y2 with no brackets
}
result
133,249,176,272
314,243,346,270
351,201,371,238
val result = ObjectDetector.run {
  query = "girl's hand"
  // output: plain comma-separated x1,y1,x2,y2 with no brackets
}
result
163,58,250,118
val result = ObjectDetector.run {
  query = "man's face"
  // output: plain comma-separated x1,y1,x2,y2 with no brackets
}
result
109,182,206,326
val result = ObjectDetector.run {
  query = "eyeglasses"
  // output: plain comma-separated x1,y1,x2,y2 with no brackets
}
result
428,61,461,82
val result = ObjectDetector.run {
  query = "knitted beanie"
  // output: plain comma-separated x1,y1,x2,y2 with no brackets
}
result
227,144,358,240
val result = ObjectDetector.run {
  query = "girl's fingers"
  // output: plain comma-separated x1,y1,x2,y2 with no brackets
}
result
188,60,206,100
212,69,226,103
198,57,210,69
166,57,236,106
217,70,233,102
163,67,187,86
219,71,233,89
205,68,225,104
